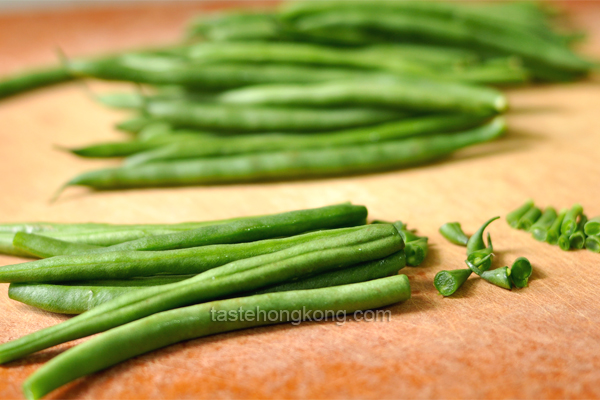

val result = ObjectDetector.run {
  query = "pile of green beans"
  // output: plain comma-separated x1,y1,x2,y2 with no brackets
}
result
0,204,423,398
507,200,600,253
1,1,593,194
435,217,533,296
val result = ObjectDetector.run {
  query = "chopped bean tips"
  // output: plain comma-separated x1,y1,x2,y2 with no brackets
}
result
506,200,534,228
439,222,469,246
584,216,600,236
481,267,512,290
434,269,472,297
561,204,583,237
509,257,532,288
530,207,557,242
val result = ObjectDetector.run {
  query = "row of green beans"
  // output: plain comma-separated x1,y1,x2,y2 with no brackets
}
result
0,204,423,399
507,200,600,253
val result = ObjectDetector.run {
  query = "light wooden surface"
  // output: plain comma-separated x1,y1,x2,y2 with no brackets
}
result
1,2,600,399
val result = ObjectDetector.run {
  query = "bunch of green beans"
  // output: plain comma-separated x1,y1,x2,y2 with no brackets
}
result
0,205,418,398
435,216,533,296
507,200,600,253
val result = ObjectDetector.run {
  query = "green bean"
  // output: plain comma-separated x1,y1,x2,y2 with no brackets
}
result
61,117,505,191
561,204,584,237
585,236,600,253
506,199,534,228
584,216,600,236
546,208,567,245
0,226,374,283
517,206,542,230
0,225,403,364
404,237,428,267
439,222,469,246
465,217,499,275
125,114,491,166
9,250,405,314
22,274,410,399
144,100,407,132
0,66,72,100
69,56,412,90
187,12,286,41
67,133,209,158
481,266,512,290
8,276,190,315
530,207,557,242
509,257,532,288
558,234,571,251
115,116,159,134
569,215,588,250
13,233,102,259
434,268,472,297
218,79,507,114
186,42,432,77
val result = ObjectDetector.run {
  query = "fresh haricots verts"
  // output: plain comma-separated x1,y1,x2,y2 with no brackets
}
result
561,204,583,237
9,250,405,314
439,222,469,246
0,225,381,284
530,207,557,241
217,79,508,114
465,217,499,275
434,269,472,297
21,275,411,400
0,66,72,100
0,224,404,364
546,208,567,245
59,118,505,191
1,204,366,256
506,200,534,228
569,215,588,250
516,206,542,230
124,114,491,166
584,216,600,236
509,257,532,288
143,100,407,132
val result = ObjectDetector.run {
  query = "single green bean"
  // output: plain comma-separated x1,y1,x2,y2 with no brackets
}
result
439,222,469,246
0,224,403,364
115,116,159,133
0,66,72,100
506,200,534,228
186,42,431,77
530,207,557,242
69,56,412,90
465,217,499,275
569,215,588,250
516,206,542,230
13,233,102,259
61,118,505,191
9,250,405,314
125,114,491,166
218,79,507,114
509,257,532,288
187,12,285,41
561,204,584,237
21,274,411,400
584,216,600,236
585,236,600,253
144,100,407,132
434,268,472,296
546,208,567,245
481,266,512,290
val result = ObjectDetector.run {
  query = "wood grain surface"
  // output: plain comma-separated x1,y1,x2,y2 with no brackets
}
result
1,2,600,399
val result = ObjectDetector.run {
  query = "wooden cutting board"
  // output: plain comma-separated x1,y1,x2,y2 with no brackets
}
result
1,2,600,399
